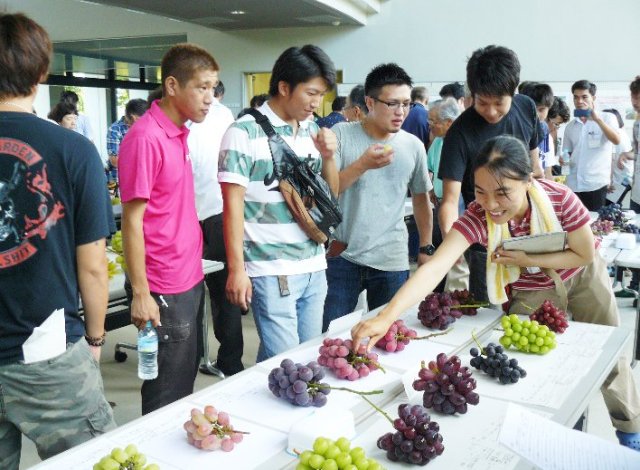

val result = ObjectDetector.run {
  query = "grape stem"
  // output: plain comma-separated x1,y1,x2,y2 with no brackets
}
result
456,303,490,309
360,395,394,426
470,329,486,355
347,353,386,373
520,302,536,312
312,383,384,396
410,327,453,341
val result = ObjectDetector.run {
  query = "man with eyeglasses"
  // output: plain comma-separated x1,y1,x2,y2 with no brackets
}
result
322,63,433,331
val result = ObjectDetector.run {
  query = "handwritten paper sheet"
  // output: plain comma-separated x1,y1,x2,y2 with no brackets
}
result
499,403,640,470
352,396,527,470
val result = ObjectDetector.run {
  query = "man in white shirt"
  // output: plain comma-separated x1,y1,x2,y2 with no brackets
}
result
563,80,620,211
188,96,244,376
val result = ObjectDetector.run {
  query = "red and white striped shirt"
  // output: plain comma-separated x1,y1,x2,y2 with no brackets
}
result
452,179,592,291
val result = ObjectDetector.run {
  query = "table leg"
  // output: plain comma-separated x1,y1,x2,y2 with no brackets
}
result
198,287,225,379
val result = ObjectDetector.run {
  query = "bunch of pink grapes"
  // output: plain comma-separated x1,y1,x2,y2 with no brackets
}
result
184,406,244,452
318,337,381,380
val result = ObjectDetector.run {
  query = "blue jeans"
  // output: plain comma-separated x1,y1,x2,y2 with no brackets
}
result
251,271,327,362
323,256,409,331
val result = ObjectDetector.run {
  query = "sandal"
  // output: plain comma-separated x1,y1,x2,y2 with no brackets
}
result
616,431,640,451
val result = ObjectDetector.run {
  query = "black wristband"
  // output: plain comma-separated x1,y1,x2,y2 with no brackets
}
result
85,332,106,347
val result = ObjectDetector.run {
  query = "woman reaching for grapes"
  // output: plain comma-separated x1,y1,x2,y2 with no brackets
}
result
351,135,640,450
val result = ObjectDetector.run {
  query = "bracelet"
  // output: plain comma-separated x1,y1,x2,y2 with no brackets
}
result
85,332,106,347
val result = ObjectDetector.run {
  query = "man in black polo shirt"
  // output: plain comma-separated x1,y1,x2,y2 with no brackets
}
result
437,45,543,303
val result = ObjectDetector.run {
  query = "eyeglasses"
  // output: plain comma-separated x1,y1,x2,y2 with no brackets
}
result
373,98,411,112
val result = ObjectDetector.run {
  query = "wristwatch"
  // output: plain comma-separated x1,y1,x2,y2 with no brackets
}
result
419,244,436,256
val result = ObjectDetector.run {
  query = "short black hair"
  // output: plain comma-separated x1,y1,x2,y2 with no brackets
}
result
348,84,367,115
47,101,77,123
521,83,554,108
60,90,79,105
518,81,537,96
250,93,269,108
467,45,520,97
364,63,413,98
474,135,531,182
630,76,640,96
269,45,336,96
125,98,148,119
571,80,597,96
332,96,346,112
147,86,163,105
439,82,465,100
548,97,570,123
214,80,225,98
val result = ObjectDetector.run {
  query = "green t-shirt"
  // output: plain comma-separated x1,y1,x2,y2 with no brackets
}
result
427,136,443,199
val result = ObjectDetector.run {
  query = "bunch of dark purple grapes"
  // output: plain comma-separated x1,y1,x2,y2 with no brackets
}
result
267,359,330,407
377,403,444,465
470,343,527,384
621,223,640,235
598,203,626,228
450,289,484,316
417,292,463,330
412,353,479,415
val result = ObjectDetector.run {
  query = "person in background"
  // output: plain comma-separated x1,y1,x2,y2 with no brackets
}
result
322,63,433,331
437,45,543,303
619,77,640,298
520,82,556,178
147,86,163,106
603,108,633,205
343,84,367,123
188,80,244,377
105,98,148,185
237,93,270,119
401,85,430,151
47,101,78,130
214,80,225,101
353,135,640,451
439,82,466,112
547,97,571,155
219,45,338,361
562,80,621,211
316,96,346,128
119,44,219,414
0,13,115,469
60,90,93,141
427,98,465,292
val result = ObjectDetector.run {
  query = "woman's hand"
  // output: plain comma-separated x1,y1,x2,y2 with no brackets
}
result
351,312,395,353
491,248,531,268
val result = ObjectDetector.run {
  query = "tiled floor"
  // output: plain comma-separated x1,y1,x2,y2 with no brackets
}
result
18,285,640,468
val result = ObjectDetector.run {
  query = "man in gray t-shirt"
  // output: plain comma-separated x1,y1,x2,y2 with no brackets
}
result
322,64,433,331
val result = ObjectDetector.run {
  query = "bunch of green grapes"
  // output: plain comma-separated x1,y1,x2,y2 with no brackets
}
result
109,231,127,272
499,314,556,354
93,444,158,470
107,260,120,280
297,437,383,470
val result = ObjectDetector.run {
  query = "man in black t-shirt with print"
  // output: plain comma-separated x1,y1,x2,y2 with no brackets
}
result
0,13,115,470
437,45,543,303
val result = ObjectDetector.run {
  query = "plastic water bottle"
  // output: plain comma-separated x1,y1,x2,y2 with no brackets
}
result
138,321,158,380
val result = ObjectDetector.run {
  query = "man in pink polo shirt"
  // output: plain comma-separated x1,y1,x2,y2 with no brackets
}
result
119,44,219,414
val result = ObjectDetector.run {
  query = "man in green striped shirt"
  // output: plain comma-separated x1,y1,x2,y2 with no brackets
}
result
219,45,338,361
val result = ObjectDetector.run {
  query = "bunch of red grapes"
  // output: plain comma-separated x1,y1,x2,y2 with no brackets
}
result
529,299,569,334
375,319,418,352
417,292,463,330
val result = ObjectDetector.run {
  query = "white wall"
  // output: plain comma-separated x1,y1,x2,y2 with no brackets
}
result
4,0,640,113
